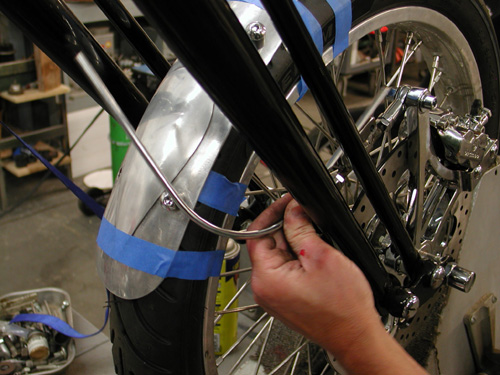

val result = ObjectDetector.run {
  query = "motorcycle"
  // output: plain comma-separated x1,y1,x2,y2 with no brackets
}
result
2,0,500,373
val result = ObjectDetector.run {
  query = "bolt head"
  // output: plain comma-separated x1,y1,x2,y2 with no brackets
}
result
160,192,177,211
430,265,446,289
402,294,420,320
246,22,266,49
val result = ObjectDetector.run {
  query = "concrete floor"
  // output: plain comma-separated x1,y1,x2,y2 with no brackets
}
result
0,171,108,330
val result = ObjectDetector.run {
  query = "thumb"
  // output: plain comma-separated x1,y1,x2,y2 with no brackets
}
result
283,200,330,263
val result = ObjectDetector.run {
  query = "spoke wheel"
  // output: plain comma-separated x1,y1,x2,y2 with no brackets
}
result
203,4,497,375
108,1,500,375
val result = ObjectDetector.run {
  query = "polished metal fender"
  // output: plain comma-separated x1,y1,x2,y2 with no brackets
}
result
96,62,232,299
96,1,281,299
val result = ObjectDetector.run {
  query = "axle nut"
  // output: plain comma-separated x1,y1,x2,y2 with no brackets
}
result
446,263,476,293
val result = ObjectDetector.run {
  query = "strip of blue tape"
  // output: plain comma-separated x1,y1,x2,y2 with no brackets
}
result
0,121,105,219
326,0,351,58
234,0,352,99
236,0,321,99
198,171,247,216
97,217,225,279
11,291,110,339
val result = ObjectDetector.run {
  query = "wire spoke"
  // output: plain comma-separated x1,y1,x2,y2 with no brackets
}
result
227,318,274,375
267,340,309,375
306,343,313,375
252,175,280,201
319,363,331,375
374,29,387,90
252,317,275,375
295,103,337,149
387,40,423,87
217,313,270,366
220,267,252,277
428,55,442,92
396,32,414,87
246,187,288,197
214,279,251,325
289,350,301,375
215,304,260,315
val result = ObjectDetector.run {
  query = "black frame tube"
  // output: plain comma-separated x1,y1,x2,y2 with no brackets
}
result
0,0,148,128
94,0,170,79
260,0,425,281
133,0,393,300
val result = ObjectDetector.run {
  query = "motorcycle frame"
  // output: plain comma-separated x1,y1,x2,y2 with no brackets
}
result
0,0,438,311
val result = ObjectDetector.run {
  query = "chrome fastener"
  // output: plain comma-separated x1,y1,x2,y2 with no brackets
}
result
246,22,266,49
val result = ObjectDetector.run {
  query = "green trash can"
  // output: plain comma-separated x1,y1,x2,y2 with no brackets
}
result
109,116,130,183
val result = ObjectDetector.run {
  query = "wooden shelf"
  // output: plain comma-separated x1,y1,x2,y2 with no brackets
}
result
0,84,70,104
1,142,70,178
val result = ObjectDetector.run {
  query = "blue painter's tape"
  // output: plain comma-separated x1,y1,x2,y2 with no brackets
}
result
232,0,322,51
235,0,263,8
198,171,247,216
326,0,352,57
97,218,225,280
232,0,352,99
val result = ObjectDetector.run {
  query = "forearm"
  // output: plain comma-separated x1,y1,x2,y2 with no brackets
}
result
324,321,428,375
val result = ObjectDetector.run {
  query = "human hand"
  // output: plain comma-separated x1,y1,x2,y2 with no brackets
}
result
247,194,380,352
247,195,427,374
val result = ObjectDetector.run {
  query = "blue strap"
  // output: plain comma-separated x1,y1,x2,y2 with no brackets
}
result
11,291,110,339
0,121,105,219
97,217,225,280
198,171,247,216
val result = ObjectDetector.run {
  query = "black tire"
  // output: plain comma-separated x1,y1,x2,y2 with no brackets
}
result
109,1,500,374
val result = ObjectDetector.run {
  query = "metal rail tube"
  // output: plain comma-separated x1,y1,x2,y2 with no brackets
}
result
0,0,148,127
132,0,391,300
260,0,424,280
93,0,170,79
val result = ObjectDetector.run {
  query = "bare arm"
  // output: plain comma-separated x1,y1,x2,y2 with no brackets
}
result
246,195,428,375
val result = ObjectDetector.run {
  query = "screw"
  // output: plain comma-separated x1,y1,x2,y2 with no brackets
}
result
52,347,67,361
492,296,498,304
246,22,266,49
61,301,70,311
160,192,177,211
470,316,477,325
490,144,498,159
473,166,482,179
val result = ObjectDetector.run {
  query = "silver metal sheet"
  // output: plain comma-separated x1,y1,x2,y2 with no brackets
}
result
435,164,500,374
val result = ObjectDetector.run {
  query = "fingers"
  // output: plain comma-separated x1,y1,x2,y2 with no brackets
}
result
248,194,293,231
247,194,293,271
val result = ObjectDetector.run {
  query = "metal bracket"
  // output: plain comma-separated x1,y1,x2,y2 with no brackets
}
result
463,293,500,372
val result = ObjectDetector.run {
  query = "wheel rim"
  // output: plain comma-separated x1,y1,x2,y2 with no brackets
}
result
204,6,483,374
